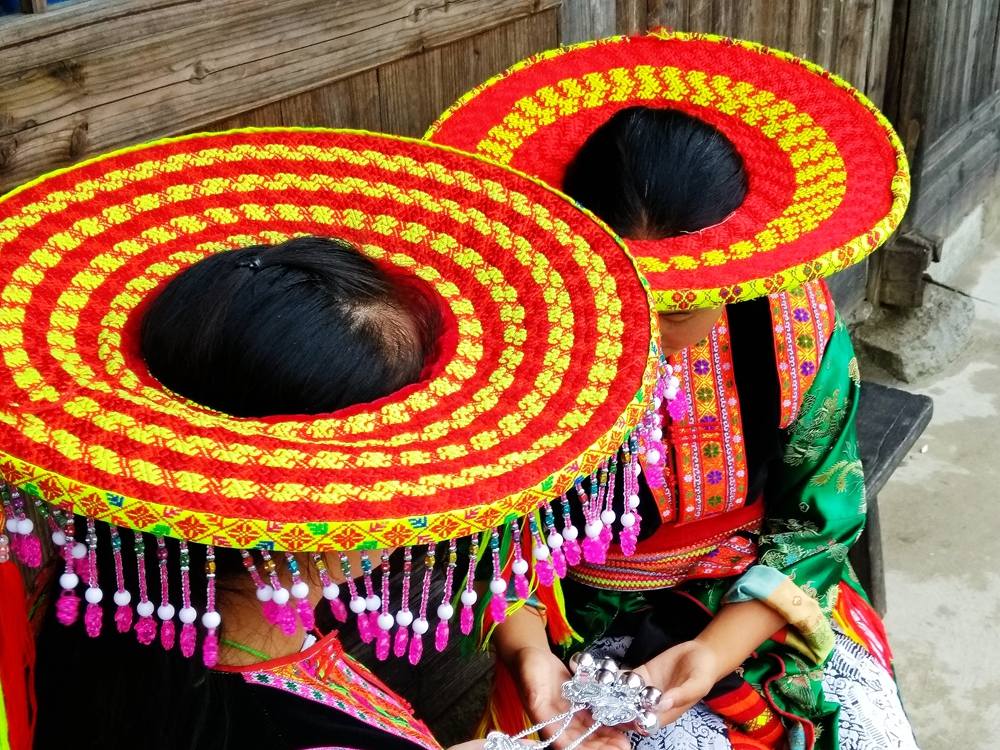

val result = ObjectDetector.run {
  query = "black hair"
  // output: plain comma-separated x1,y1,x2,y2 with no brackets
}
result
140,235,441,417
562,106,748,240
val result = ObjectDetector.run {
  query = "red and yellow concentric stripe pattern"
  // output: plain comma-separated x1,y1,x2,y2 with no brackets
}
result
0,129,658,551
426,31,910,312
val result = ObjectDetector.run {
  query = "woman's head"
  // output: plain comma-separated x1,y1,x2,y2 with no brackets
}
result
562,105,748,241
141,236,441,418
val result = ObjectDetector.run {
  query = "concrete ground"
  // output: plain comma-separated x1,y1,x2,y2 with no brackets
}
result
865,226,1000,750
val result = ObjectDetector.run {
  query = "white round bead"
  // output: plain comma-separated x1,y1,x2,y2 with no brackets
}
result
547,532,564,549
533,545,549,561
600,510,616,525
377,613,394,631
621,513,636,528
652,397,662,410
651,428,663,441
628,494,641,509
202,610,222,629
563,525,579,541
71,542,87,559
437,603,454,621
84,587,104,604
291,581,310,599
256,584,274,602
396,609,414,627
16,518,33,535
665,386,679,400
646,449,661,465
137,600,155,618
412,618,429,635
158,603,175,621
4,518,16,533
349,597,367,614
460,590,478,606
365,594,381,612
59,572,79,590
178,606,197,624
322,583,341,600
585,521,603,538
113,590,132,607
489,578,507,595
668,376,680,390
511,558,529,576
664,364,674,376
634,463,642,477
51,530,67,547
271,587,290,605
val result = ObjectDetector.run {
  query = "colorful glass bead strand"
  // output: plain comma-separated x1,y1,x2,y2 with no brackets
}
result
133,531,157,645
460,533,480,635
375,550,393,661
560,494,582,567
286,553,315,631
409,544,435,665
488,528,508,624
202,545,220,667
340,552,371,641
435,539,457,652
109,526,132,633
260,549,296,636
543,502,568,578
240,550,277,624
83,518,102,638
55,515,81,626
394,547,414,658
156,537,175,649
314,553,347,622
8,486,40,567
178,541,198,658
509,517,530,600
527,513,555,587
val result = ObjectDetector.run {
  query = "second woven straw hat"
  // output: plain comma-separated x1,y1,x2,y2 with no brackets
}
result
426,30,911,311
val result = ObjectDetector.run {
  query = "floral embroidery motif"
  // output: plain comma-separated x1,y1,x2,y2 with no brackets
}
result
770,281,836,428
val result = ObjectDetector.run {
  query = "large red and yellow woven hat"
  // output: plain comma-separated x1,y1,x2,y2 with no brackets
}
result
426,30,911,311
0,129,658,554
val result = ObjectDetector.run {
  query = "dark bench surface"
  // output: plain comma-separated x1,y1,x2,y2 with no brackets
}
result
341,381,933,743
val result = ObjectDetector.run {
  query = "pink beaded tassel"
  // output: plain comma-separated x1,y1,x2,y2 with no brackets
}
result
527,514,555,588
7,487,40,568
314,553,347,622
157,537,176,650
543,503,568,579
488,528,507,624
393,548,414,658
341,552,372,642
285,553,315,632
83,519,102,637
56,516,81,626
560,496,582,567
359,551,381,643
435,539,457,652
261,549,296,636
109,526,133,633
408,545,435,665
621,441,642,557
202,545,220,667
580,473,606,565
178,541,197,658
375,550,393,661
133,531,157,645
459,533,479,635
241,550,277,624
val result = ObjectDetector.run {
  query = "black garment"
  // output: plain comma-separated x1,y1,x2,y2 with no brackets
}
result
33,592,424,750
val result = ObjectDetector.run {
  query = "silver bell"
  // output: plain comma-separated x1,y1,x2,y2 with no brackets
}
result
598,657,619,674
640,686,663,709
635,709,659,736
569,651,595,674
594,668,617,685
615,670,645,690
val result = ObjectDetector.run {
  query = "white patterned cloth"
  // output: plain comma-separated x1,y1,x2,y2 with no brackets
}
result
588,632,920,750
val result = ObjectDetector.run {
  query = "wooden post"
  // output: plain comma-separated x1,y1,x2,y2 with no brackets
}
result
560,0,616,44
18,0,46,13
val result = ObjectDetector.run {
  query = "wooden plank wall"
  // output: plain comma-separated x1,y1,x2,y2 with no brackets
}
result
0,0,559,193
883,0,1000,237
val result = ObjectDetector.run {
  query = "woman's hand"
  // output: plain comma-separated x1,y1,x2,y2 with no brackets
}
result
510,646,631,750
633,640,720,726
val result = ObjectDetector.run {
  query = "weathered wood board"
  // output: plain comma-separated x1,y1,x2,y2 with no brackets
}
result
0,0,558,192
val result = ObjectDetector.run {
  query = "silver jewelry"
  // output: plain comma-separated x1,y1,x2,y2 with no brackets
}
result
484,651,661,750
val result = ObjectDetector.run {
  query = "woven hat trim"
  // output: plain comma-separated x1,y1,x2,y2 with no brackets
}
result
0,128,659,551
426,31,911,312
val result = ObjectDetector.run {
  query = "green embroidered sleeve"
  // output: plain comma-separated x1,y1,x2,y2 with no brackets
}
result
756,314,866,613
